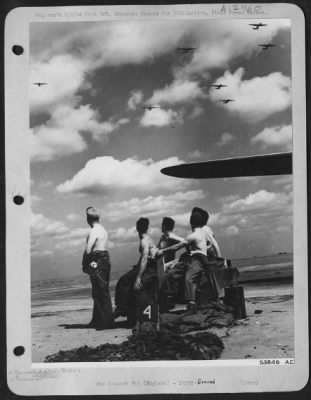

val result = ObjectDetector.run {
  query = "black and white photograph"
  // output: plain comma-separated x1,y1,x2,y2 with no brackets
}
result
5,3,308,395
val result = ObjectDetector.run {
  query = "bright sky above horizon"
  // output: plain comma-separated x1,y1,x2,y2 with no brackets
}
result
30,18,293,281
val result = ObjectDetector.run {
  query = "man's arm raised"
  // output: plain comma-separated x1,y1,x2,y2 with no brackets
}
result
206,227,221,257
159,237,189,254
168,232,185,243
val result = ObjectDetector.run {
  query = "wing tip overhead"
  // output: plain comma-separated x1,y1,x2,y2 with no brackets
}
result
161,152,292,179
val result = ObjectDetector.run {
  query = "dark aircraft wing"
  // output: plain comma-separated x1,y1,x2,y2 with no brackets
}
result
161,152,292,179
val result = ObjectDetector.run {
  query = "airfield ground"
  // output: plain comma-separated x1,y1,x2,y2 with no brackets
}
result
32,280,294,362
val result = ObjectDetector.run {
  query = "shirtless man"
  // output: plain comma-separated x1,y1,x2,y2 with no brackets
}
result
192,207,221,257
113,217,158,325
157,217,184,270
159,211,208,313
82,207,113,329
134,217,158,291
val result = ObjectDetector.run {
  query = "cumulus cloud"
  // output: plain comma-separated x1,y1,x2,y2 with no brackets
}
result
109,226,161,247
66,213,81,222
30,19,290,119
128,90,143,110
188,105,204,119
31,212,69,238
225,225,240,236
223,189,290,214
30,20,290,163
187,150,204,159
110,226,137,242
30,55,87,114
31,194,42,206
251,125,292,150
102,190,205,221
272,176,292,192
171,212,191,227
32,249,53,257
56,156,191,194
140,107,183,127
175,19,290,78
57,227,90,240
55,238,85,250
148,80,206,106
209,68,291,123
31,103,129,162
34,21,189,69
34,20,289,79
31,124,87,163
54,227,89,250
217,132,235,146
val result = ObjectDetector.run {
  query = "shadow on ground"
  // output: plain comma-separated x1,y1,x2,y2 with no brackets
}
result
59,321,131,330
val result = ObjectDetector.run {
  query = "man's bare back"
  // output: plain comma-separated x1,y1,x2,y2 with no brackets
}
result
186,227,207,255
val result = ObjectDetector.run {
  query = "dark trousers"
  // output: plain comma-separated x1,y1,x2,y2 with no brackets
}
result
88,251,113,327
160,253,220,304
135,260,158,316
184,256,205,302
115,260,158,323
114,267,137,316
161,262,186,296
185,254,220,302
159,254,188,311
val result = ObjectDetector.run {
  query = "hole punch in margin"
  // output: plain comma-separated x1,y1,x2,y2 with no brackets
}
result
13,195,24,205
13,346,25,356
12,45,24,55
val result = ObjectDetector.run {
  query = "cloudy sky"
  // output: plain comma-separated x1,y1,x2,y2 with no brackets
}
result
30,18,293,281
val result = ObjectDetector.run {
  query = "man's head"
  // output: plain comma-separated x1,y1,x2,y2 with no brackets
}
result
191,207,209,226
190,211,204,229
162,217,175,233
136,217,149,235
86,206,100,225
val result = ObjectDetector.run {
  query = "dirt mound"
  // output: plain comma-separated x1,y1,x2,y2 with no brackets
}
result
45,330,224,362
161,301,234,334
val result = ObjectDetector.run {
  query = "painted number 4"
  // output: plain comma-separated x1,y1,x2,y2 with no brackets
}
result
143,305,152,320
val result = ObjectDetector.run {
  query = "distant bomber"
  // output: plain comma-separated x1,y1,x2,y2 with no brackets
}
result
143,105,160,111
249,23,267,30
208,84,227,90
259,43,276,50
33,82,48,87
176,47,197,53
218,99,234,104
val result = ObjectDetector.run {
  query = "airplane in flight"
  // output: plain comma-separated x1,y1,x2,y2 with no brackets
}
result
176,47,197,53
218,99,234,104
249,23,268,30
143,105,160,111
208,84,228,90
32,82,48,87
161,152,292,179
259,43,276,50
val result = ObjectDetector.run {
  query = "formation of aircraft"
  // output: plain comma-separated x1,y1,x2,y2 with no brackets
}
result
259,43,276,50
32,82,48,87
208,84,227,90
176,47,196,53
160,26,291,181
143,105,159,111
218,99,234,104
249,23,267,30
